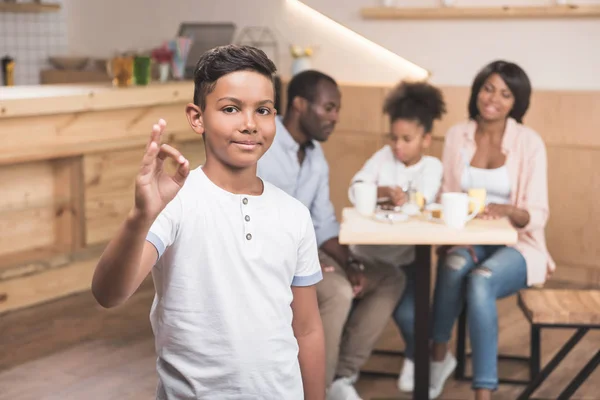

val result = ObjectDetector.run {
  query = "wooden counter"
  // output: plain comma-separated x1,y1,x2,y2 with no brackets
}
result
0,82,207,313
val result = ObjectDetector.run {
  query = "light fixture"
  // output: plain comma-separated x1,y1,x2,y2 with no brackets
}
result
284,0,430,80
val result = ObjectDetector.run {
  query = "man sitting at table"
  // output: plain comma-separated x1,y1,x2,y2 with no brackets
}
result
258,70,405,400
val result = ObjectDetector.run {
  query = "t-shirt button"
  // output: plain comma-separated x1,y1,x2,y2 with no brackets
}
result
246,233,252,240
242,197,249,205
245,215,250,222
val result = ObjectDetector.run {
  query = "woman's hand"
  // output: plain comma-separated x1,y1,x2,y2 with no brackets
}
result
480,203,514,220
481,203,530,228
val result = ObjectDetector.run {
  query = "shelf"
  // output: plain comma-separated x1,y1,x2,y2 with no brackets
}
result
361,5,600,20
0,2,61,13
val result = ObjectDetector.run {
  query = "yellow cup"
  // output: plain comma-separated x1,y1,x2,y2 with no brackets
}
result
468,188,487,213
107,56,134,87
415,191,425,209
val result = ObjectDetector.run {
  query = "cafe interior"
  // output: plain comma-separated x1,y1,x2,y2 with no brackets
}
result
0,0,599,399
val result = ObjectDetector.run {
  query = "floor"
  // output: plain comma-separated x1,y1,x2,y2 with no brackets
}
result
1,279,599,400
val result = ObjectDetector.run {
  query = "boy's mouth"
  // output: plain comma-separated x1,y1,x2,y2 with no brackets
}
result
231,140,261,150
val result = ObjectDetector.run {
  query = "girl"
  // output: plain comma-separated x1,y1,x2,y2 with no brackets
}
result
347,80,446,393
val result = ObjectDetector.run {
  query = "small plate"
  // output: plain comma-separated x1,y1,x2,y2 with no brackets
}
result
373,211,410,223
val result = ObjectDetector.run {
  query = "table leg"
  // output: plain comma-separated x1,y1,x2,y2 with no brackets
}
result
413,245,432,400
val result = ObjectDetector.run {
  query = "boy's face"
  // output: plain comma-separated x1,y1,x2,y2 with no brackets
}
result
389,119,431,166
188,70,276,169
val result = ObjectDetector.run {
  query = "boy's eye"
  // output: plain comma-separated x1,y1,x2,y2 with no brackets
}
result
257,107,271,115
223,106,238,114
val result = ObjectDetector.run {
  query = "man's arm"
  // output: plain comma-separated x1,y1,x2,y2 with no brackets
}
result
319,237,349,270
292,285,326,400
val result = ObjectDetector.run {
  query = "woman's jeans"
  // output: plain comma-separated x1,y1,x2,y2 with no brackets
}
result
393,245,527,390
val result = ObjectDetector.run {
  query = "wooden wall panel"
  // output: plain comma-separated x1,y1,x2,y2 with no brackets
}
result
53,157,85,252
84,147,141,245
527,91,600,148
336,85,387,134
433,86,471,138
546,147,600,267
0,162,56,256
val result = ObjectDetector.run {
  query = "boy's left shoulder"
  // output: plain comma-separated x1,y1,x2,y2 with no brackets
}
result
264,181,311,217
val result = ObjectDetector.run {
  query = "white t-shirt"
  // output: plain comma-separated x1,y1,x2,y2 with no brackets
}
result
461,165,511,205
348,146,443,268
146,167,322,400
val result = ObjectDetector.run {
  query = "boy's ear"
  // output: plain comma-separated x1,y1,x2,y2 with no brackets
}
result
185,103,205,135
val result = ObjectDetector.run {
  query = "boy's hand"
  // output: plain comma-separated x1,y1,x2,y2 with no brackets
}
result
134,119,190,220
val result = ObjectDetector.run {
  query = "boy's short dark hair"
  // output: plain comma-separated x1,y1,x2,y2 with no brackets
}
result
468,60,532,123
193,44,277,110
383,81,446,133
286,70,337,112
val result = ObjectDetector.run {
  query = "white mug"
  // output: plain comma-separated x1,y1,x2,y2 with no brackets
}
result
353,182,377,216
441,192,481,229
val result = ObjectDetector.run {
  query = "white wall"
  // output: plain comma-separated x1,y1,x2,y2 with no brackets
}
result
302,0,600,90
65,0,600,90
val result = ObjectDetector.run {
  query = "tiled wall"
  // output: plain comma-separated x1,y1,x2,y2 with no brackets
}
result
0,0,68,85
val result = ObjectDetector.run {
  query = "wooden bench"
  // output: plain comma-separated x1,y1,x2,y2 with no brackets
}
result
516,289,600,400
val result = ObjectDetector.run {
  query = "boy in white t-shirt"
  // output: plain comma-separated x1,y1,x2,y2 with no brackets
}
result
91,45,325,400
348,81,446,393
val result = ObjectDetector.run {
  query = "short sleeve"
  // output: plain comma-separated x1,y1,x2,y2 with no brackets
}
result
291,209,322,287
146,195,183,259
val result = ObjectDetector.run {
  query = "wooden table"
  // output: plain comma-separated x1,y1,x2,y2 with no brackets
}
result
339,207,518,400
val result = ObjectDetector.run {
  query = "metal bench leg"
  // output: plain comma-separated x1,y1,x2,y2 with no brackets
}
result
556,349,600,400
530,325,541,379
517,328,589,400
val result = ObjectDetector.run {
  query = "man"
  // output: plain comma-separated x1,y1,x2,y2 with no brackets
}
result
258,70,405,400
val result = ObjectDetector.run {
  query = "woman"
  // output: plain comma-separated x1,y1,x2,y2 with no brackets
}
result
428,61,555,400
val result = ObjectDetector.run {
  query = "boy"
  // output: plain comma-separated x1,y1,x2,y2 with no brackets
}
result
91,45,325,400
